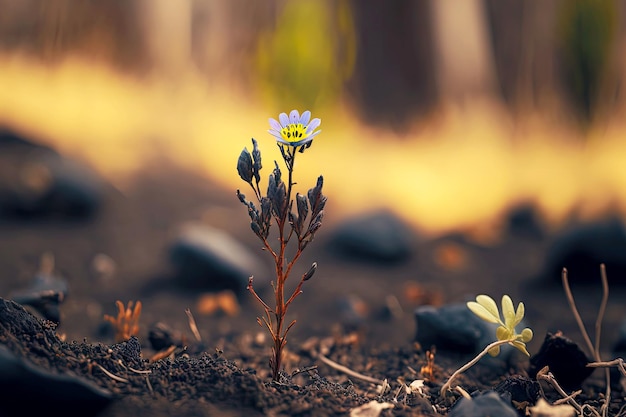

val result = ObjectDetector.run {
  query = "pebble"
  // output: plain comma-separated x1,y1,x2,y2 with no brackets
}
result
493,375,541,405
448,391,518,417
169,224,268,295
328,210,414,263
414,303,495,354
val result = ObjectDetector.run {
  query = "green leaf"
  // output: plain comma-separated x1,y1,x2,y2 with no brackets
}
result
520,327,533,343
501,295,515,329
488,345,501,357
514,301,525,328
467,301,500,324
475,295,502,322
496,325,511,341
512,340,530,356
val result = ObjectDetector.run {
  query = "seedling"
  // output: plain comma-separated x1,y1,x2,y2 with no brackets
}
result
236,109,326,381
440,294,533,396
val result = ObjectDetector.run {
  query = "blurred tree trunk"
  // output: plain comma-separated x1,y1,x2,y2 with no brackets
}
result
191,0,275,86
135,0,192,77
485,0,564,116
430,0,498,104
346,0,437,130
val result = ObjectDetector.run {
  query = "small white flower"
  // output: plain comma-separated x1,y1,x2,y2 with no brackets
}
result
268,110,321,147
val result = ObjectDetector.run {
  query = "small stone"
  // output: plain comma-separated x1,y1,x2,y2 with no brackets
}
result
328,210,414,263
494,375,541,406
169,224,268,295
449,391,518,417
529,332,593,391
148,322,183,352
542,218,626,283
414,303,493,354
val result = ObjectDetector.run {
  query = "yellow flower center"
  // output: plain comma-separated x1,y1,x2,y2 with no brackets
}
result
280,123,309,143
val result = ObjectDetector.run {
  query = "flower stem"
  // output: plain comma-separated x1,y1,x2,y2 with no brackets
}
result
268,146,298,381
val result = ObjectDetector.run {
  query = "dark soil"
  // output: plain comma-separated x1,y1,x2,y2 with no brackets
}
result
1,155,625,416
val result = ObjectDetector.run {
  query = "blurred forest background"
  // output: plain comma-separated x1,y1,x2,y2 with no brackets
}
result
1,0,626,235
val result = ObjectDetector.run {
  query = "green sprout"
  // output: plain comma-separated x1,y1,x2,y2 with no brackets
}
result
236,110,325,382
440,294,533,397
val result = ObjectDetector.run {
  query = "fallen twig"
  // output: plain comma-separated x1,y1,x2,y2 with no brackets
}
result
317,353,384,386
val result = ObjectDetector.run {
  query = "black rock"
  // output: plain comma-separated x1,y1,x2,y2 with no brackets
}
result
414,303,494,354
148,322,183,351
494,375,541,406
449,391,518,417
328,210,414,263
543,218,626,283
169,224,268,295
0,129,102,219
529,332,593,391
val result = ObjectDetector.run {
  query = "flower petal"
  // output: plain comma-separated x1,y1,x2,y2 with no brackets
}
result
299,110,311,126
267,130,283,140
279,112,289,127
274,136,291,145
286,136,314,147
305,118,321,134
289,110,300,125
269,118,282,132
308,130,321,140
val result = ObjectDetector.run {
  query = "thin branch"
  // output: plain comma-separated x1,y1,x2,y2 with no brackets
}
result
94,362,129,383
536,367,586,416
247,277,273,312
595,264,609,360
185,308,202,342
561,265,612,417
587,358,626,377
561,268,595,357
260,237,279,263
317,353,384,386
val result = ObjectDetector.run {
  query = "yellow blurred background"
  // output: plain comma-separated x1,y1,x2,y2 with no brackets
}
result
1,0,626,235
